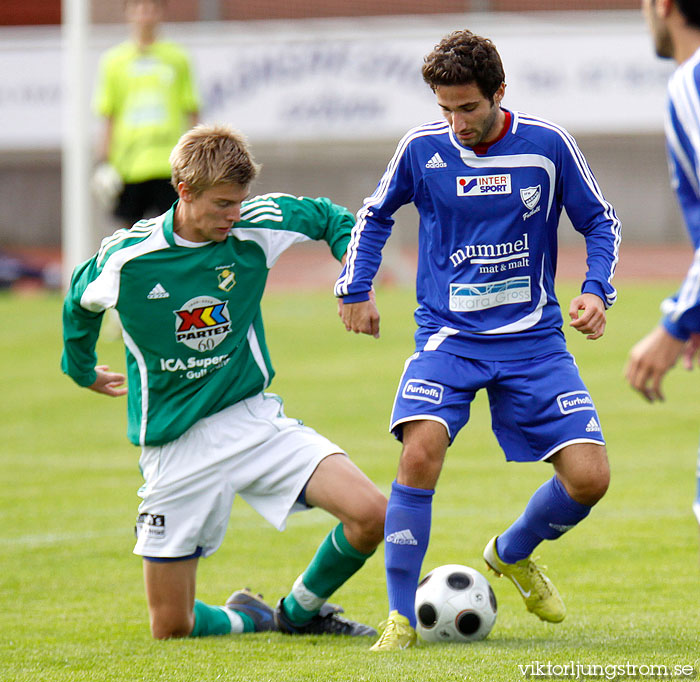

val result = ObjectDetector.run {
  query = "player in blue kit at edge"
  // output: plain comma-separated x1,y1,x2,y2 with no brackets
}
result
335,30,621,650
626,0,700,545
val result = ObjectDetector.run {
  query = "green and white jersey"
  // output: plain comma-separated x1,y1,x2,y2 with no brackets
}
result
62,194,353,446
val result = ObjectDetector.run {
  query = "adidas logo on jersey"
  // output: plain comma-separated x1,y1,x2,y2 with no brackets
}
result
425,153,447,169
386,529,418,546
585,417,601,433
147,283,170,299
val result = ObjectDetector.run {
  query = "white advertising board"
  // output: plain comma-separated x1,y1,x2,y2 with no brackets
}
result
0,12,675,151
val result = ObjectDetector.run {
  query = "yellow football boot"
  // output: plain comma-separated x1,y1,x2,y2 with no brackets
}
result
483,535,566,623
370,610,417,651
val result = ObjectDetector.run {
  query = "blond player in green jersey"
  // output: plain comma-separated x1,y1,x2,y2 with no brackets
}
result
63,124,386,639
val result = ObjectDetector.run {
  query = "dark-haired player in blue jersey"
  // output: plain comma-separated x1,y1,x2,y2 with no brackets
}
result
335,30,621,651
627,0,700,548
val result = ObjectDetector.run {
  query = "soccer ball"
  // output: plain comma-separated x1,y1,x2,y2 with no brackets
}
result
415,564,497,642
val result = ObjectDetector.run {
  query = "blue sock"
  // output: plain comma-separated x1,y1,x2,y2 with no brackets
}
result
497,475,592,563
384,480,434,627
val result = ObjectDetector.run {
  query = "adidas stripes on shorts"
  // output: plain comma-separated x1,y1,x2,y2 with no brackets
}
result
390,349,605,462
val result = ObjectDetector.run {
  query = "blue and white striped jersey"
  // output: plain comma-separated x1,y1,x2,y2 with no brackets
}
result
335,110,621,360
661,48,700,340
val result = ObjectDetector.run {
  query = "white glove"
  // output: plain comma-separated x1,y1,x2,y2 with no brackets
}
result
91,162,124,210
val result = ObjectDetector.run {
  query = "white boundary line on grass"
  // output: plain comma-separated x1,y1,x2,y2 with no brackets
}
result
2,529,124,548
3,511,334,549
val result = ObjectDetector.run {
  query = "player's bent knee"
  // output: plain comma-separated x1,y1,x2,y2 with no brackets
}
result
553,444,610,505
398,457,442,489
577,479,608,506
348,493,387,549
587,466,610,504
150,623,191,640
566,462,610,506
366,495,388,545
586,449,610,503
149,609,194,639
398,443,445,488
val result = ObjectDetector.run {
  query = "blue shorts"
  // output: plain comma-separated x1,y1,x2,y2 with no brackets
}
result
390,349,604,462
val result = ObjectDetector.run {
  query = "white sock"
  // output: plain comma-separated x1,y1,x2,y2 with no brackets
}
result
222,606,245,634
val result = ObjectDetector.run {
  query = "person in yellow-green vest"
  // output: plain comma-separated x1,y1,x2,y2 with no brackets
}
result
92,0,200,227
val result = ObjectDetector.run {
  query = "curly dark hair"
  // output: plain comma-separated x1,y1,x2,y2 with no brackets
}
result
421,30,505,101
677,0,700,29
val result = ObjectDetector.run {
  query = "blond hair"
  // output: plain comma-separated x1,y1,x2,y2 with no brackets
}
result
170,124,260,195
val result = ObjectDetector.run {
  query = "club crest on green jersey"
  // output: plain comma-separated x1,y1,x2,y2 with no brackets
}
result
217,268,236,292
174,296,231,352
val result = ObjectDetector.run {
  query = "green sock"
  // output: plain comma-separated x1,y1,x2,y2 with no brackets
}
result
189,599,255,636
283,523,374,625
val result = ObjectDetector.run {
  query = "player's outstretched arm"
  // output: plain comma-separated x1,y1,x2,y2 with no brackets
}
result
625,325,684,402
339,294,381,339
568,293,606,340
89,365,127,397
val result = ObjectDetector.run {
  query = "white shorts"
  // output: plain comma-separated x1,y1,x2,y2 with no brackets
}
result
133,392,345,559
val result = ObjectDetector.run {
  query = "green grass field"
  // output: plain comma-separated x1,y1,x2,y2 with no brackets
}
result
2,279,699,682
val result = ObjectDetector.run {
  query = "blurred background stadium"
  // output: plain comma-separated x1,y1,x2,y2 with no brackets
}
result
0,0,681,287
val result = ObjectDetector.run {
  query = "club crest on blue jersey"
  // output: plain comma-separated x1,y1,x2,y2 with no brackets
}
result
402,379,444,404
520,185,541,211
520,184,542,221
174,295,231,351
556,391,595,414
456,174,511,196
